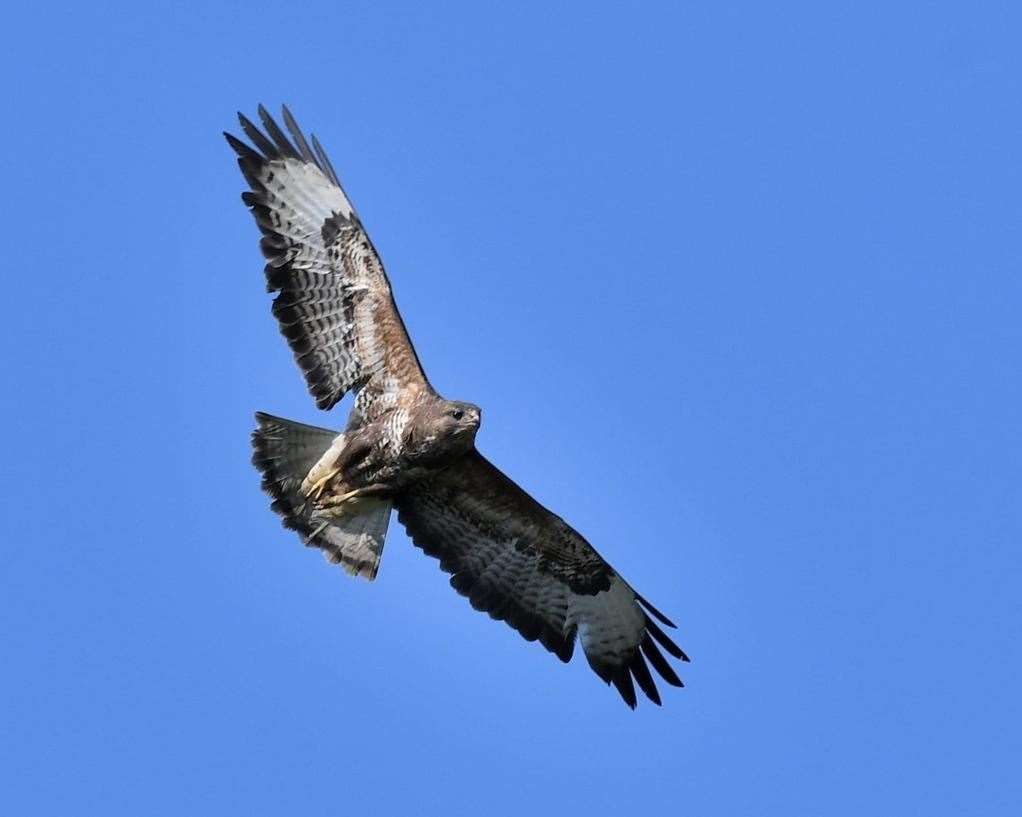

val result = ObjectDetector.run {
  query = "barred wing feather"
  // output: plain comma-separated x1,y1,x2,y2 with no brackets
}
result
226,105,431,417
396,452,688,708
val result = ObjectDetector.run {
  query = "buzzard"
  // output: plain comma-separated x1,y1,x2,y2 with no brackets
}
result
227,106,689,708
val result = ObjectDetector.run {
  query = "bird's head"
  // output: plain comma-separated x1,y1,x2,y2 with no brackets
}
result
438,399,482,448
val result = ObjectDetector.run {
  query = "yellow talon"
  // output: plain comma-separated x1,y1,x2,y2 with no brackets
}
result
320,488,364,508
305,467,341,500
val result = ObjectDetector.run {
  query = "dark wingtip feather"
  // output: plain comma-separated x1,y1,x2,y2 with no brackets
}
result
241,190,264,208
237,112,278,159
629,650,662,705
645,615,689,661
224,131,261,161
611,667,638,709
640,634,684,688
258,104,300,159
635,592,677,628
311,133,341,187
281,104,317,165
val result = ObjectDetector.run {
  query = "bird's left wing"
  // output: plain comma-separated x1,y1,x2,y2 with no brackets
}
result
226,106,431,418
396,452,688,708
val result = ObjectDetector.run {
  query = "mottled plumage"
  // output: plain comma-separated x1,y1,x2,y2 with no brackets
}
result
229,105,688,707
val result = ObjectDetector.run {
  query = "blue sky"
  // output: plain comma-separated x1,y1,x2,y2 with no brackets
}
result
3,1,1020,814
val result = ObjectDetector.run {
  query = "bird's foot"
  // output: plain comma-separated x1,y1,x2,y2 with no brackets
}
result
318,487,366,508
305,467,341,500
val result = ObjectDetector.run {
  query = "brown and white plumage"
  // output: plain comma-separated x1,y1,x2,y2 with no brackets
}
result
398,453,688,707
229,106,689,708
226,105,429,420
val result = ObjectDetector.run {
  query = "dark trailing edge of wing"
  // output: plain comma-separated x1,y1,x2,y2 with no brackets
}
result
398,495,686,709
225,106,356,410
431,544,579,666
226,104,431,410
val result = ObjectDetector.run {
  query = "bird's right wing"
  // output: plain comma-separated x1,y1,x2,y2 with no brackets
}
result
396,451,688,708
226,106,431,417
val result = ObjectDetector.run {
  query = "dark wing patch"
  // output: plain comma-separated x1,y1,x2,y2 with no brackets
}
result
396,452,687,708
226,105,430,414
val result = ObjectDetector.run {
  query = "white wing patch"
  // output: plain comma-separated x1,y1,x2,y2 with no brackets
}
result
570,577,647,669
397,453,689,708
228,106,431,413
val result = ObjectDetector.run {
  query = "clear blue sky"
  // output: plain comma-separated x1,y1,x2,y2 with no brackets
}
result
3,2,1019,814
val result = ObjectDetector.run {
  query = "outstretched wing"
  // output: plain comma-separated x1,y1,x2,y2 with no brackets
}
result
226,105,430,417
396,452,689,708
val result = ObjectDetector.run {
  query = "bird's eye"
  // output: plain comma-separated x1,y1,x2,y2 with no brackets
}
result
452,409,464,420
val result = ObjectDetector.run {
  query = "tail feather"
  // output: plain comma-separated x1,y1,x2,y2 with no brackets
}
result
251,412,391,580
310,497,391,579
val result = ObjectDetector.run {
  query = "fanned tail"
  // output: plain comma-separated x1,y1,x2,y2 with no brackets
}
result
251,412,392,580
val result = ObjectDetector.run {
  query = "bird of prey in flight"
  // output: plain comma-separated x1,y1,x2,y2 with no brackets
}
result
226,105,689,707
